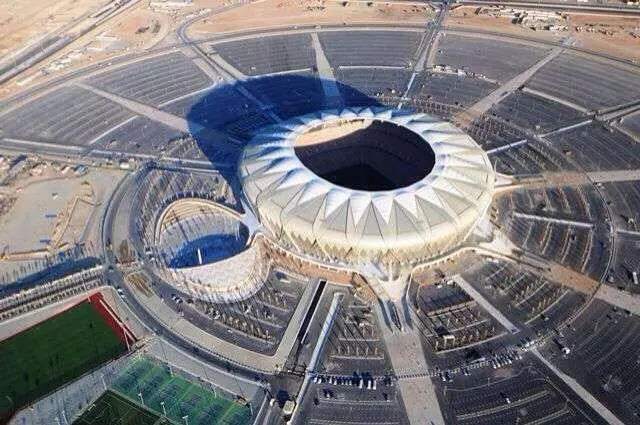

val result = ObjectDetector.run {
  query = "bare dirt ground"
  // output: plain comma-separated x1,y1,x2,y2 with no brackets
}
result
188,0,433,37
0,163,123,281
1,3,172,97
444,5,566,43
444,6,640,63
0,163,122,255
0,0,228,97
567,13,640,63
0,0,109,59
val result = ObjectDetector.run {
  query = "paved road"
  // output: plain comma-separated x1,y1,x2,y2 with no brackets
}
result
443,26,638,69
75,82,204,134
522,87,590,113
289,292,344,425
512,212,594,229
398,3,447,108
126,273,320,373
460,0,640,15
0,0,142,85
497,168,640,192
99,169,271,380
595,284,640,316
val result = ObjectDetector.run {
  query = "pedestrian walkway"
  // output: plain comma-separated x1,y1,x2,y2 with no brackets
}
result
375,302,445,425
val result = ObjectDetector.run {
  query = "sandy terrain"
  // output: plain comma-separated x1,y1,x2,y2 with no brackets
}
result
444,6,640,63
0,0,110,59
0,165,122,256
1,4,172,96
0,0,222,97
444,5,565,43
188,0,433,37
567,13,640,63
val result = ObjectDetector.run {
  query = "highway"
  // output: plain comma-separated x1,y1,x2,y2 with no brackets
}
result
459,0,640,15
0,0,142,85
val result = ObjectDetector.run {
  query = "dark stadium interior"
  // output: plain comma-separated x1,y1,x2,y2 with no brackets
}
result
294,119,436,191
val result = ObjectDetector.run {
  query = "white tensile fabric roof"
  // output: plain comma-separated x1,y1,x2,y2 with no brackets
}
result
239,107,495,259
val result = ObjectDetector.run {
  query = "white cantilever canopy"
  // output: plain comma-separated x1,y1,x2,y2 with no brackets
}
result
239,107,495,266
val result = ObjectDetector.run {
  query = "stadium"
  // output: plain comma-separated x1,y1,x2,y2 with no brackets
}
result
1,1,640,424
239,108,495,272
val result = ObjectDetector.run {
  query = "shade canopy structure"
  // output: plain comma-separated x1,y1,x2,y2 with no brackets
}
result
239,107,495,268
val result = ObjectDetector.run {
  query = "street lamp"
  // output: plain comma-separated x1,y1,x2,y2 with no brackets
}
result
160,401,167,416
138,392,144,406
182,415,189,425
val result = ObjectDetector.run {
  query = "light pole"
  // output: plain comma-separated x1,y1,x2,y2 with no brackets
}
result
138,392,144,406
160,401,167,416
182,414,189,425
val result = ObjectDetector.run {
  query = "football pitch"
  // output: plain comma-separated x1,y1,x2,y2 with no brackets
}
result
111,358,252,425
0,302,127,419
74,391,169,425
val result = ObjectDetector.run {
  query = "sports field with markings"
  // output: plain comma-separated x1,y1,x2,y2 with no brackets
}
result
0,302,127,421
110,358,252,425
74,391,170,425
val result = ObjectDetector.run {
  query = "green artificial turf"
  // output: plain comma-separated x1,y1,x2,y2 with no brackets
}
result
111,358,252,425
74,391,167,425
0,302,126,418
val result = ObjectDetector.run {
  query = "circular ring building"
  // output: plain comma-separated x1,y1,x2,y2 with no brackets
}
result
239,107,495,269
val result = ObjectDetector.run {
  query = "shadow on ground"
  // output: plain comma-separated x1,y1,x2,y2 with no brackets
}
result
186,74,387,192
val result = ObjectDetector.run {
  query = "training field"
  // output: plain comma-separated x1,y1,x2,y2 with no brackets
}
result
0,302,127,420
111,358,252,425
74,391,168,425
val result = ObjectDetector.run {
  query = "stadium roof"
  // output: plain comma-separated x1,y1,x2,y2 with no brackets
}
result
239,107,495,261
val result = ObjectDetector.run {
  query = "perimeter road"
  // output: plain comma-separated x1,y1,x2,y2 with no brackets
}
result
452,275,520,334
532,349,625,425
126,272,322,373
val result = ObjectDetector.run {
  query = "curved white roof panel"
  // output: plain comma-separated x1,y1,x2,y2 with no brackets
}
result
239,107,495,266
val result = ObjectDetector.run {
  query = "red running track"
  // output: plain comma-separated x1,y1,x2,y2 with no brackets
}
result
88,293,136,347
